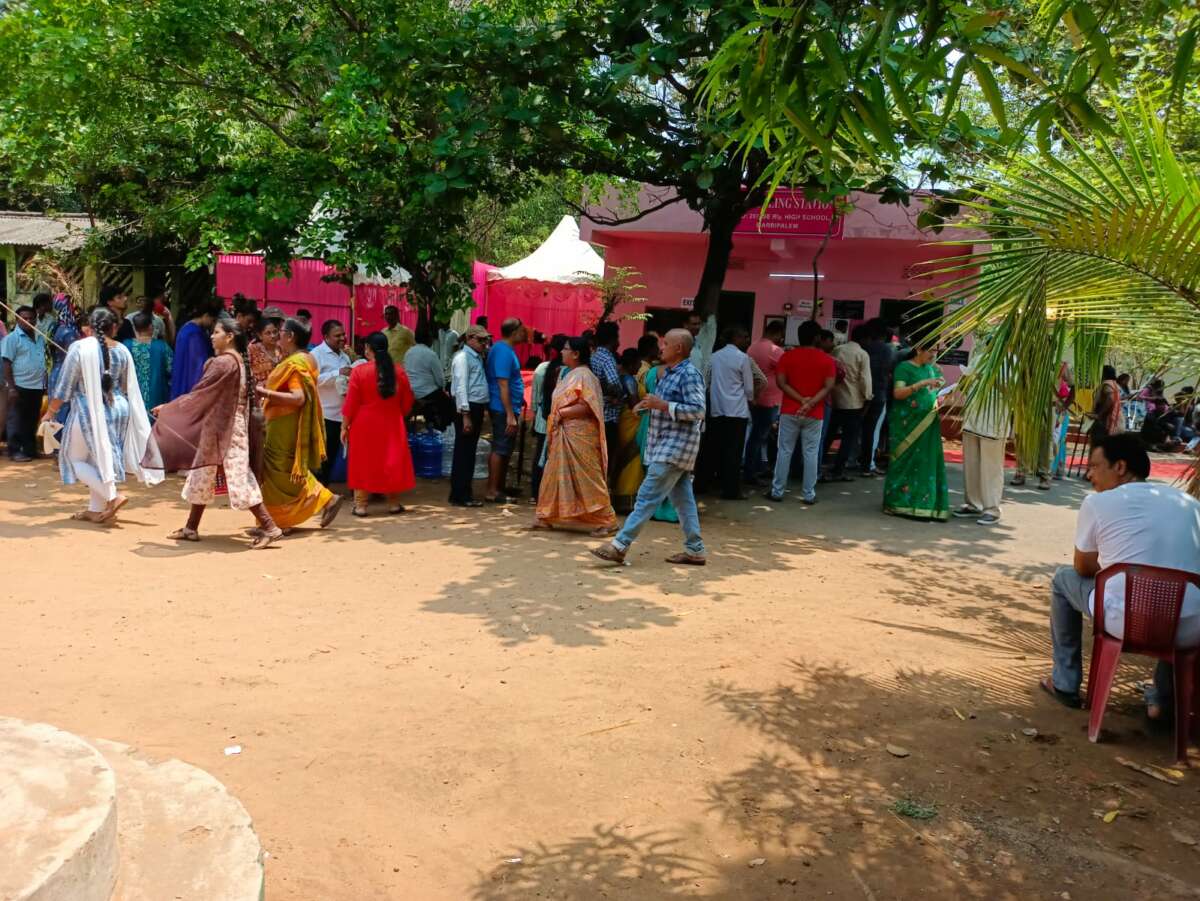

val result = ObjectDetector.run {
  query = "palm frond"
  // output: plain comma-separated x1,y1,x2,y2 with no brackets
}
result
927,98,1200,465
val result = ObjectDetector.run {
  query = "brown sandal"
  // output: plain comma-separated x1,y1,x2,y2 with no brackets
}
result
72,510,105,523
589,544,627,565
665,552,706,566
250,527,284,550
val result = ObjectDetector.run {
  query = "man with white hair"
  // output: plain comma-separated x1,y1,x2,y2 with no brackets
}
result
591,328,707,566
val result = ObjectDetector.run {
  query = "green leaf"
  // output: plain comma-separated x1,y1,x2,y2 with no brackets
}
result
970,57,1008,132
1170,24,1198,107
1068,2,1117,89
814,30,848,84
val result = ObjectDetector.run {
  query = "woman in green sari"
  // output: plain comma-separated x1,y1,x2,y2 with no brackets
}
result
636,361,679,523
883,347,950,521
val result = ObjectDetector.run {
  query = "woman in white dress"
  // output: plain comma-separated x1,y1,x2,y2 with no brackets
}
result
41,306,163,523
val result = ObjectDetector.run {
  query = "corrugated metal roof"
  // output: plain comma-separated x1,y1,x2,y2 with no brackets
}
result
0,212,96,250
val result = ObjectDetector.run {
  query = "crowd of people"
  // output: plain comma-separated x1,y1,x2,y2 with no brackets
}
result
2,288,1197,565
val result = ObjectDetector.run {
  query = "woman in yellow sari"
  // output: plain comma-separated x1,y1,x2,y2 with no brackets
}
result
532,337,617,535
254,318,344,530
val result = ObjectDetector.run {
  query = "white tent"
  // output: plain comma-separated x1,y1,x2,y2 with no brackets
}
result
491,216,604,284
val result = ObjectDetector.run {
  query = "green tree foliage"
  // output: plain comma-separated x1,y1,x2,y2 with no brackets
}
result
0,0,582,314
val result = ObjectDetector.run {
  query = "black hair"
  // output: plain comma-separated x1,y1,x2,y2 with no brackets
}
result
366,332,396,399
850,323,868,343
723,325,749,344
414,325,434,346
1117,372,1131,384
595,321,619,347
98,284,123,306
215,314,255,407
295,308,313,320
15,304,34,318
89,306,118,398
321,319,343,338
1094,433,1151,480
819,328,835,342
131,310,154,333
32,292,52,310
525,355,543,368
795,319,821,346
281,317,312,349
637,334,659,358
763,319,785,337
1102,365,1118,382
500,317,522,338
567,335,591,366
190,298,223,320
618,347,640,372
475,315,488,327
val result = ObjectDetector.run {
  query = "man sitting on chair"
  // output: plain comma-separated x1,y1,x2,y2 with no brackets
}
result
1041,433,1200,719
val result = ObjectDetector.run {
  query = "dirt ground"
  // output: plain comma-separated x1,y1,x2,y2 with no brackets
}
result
2,457,1199,900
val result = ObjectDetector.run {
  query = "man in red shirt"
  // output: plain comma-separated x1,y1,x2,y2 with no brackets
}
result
768,319,837,504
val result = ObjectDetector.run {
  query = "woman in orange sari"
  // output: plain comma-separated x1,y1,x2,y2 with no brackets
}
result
254,317,344,530
532,337,617,536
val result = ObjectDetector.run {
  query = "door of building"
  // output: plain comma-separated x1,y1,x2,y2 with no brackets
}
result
717,290,755,339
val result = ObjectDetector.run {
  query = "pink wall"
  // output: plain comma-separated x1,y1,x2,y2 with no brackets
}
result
582,189,977,374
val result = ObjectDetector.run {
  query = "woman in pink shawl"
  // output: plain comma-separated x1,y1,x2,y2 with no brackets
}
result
150,315,283,549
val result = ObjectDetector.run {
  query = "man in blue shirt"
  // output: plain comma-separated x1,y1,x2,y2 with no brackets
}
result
589,320,626,489
2,305,48,462
484,317,527,502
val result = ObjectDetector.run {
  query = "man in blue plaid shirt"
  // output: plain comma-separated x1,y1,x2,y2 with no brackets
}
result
589,321,626,487
591,329,707,566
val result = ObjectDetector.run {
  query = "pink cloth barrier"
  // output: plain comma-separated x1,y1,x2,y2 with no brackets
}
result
215,254,414,338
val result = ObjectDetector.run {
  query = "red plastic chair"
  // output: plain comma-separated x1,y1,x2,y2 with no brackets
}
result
1084,563,1200,763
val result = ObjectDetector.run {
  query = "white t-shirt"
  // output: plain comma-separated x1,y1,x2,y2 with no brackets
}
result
1075,482,1200,644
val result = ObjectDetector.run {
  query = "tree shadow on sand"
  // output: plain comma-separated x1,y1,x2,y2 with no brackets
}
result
700,660,1200,898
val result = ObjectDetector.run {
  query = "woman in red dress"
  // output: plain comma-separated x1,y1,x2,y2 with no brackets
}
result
341,332,416,515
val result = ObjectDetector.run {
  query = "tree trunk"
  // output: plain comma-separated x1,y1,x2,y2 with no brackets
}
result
692,201,741,320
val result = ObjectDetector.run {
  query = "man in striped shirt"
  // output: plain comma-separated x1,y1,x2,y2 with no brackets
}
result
591,329,707,566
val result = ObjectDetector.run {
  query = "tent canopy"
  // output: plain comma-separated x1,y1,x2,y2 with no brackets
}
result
490,216,604,284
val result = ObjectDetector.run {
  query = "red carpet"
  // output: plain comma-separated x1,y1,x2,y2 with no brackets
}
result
942,448,1194,481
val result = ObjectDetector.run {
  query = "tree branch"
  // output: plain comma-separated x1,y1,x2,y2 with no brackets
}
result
563,191,687,226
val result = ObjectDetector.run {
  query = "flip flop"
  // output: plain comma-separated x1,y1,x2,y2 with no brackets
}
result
72,510,104,523
387,506,407,515
320,495,345,528
589,526,619,538
100,495,129,523
665,552,707,566
1038,675,1081,709
351,506,369,517
167,527,200,542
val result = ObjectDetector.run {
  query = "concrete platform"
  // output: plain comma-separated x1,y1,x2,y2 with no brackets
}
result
0,717,119,901
95,739,264,901
1,717,263,901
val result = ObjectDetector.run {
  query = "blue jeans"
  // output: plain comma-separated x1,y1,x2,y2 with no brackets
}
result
772,414,823,500
613,461,704,556
743,404,779,479
1050,565,1172,703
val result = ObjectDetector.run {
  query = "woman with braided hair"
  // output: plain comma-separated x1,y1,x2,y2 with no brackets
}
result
150,315,283,549
41,306,163,523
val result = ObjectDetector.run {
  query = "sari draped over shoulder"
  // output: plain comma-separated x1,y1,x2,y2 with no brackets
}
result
260,353,332,528
535,366,617,529
149,353,252,471
883,360,949,521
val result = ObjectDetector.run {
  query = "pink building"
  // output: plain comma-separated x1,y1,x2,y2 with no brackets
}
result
581,188,974,371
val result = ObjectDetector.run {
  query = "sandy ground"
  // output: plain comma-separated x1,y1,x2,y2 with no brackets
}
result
2,457,1200,900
